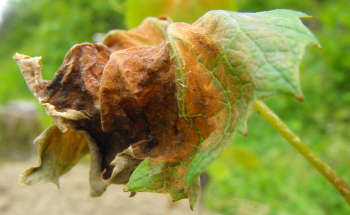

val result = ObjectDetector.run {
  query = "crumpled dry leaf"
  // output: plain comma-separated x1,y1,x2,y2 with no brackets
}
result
14,10,320,210
14,42,142,197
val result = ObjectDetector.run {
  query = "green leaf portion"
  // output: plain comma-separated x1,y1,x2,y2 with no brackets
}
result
19,125,89,187
185,134,234,186
125,158,201,204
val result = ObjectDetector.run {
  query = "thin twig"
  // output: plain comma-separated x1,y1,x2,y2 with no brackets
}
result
253,100,350,205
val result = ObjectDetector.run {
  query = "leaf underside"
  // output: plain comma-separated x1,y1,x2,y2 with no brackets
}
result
14,9,319,209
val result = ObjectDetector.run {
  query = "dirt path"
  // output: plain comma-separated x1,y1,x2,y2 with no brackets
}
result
0,159,215,215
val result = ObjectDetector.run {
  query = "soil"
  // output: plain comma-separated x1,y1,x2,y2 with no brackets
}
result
0,159,215,215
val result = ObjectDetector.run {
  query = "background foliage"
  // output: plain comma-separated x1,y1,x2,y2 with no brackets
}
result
0,0,349,214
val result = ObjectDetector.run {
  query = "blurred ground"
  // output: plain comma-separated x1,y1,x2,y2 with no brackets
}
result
0,159,215,215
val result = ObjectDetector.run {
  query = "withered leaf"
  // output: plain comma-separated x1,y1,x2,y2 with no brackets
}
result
103,16,172,52
14,42,142,196
101,42,201,206
19,125,89,187
125,10,319,209
14,10,320,210
14,43,111,133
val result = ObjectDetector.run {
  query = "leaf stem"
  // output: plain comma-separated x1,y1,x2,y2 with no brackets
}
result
253,100,350,205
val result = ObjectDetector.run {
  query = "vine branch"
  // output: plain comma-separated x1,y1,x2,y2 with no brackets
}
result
253,100,350,205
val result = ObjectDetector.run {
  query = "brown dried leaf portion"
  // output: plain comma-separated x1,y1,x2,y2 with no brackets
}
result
89,131,132,182
42,43,112,132
14,43,112,133
13,53,87,132
103,16,172,52
100,42,200,162
101,146,142,184
15,43,143,196
168,22,231,137
82,131,142,197
19,125,89,187
13,53,49,98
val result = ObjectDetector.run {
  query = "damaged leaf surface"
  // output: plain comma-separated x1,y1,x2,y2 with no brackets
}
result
19,125,89,187
125,9,320,204
14,9,320,210
14,43,142,196
103,16,172,52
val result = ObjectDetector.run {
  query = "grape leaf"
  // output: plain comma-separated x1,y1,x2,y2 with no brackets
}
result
169,9,321,186
124,9,319,207
14,9,320,210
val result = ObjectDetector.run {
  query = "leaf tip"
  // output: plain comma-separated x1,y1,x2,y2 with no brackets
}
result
317,44,322,51
296,94,304,102
54,181,60,189
18,178,27,186
301,15,314,19
129,191,137,197
13,52,28,61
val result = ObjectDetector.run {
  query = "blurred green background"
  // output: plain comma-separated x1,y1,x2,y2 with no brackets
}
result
0,0,349,214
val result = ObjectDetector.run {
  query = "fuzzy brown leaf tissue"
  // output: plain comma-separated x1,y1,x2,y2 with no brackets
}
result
14,10,319,209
